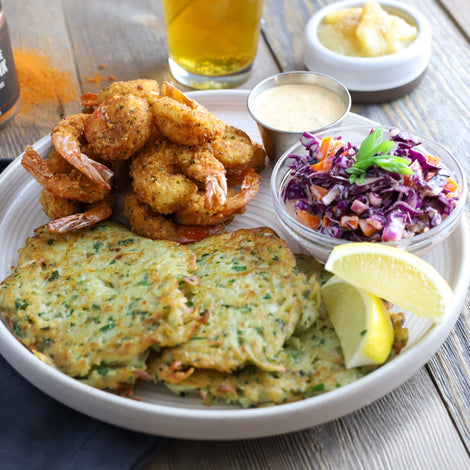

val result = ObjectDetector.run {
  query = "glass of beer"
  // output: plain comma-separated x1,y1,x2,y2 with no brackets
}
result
162,0,264,89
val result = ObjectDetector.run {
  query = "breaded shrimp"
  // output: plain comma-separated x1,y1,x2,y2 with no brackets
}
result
39,189,83,220
51,114,113,190
152,82,225,146
44,147,74,174
174,169,261,226
173,144,227,209
84,94,154,161
130,140,198,215
46,201,113,233
81,79,161,107
211,125,266,181
122,191,230,243
22,146,110,203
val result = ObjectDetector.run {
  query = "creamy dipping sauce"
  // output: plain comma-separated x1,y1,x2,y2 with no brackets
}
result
251,84,346,132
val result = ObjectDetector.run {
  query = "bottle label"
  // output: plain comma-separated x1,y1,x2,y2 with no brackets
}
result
0,18,20,119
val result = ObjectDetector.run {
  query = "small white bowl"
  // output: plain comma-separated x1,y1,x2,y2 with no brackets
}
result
271,126,467,263
304,0,432,103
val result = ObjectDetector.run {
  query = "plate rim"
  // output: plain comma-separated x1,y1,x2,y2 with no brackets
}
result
0,89,469,440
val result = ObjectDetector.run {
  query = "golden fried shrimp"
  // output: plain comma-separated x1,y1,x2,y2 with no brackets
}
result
174,169,261,226
51,114,113,190
173,144,227,209
152,81,225,146
84,94,154,162
39,189,83,220
211,125,266,178
44,147,74,174
123,191,229,244
81,79,160,107
22,146,110,203
226,142,266,186
130,140,198,215
46,201,113,233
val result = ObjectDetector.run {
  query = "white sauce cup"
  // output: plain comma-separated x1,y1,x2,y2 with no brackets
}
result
248,71,351,161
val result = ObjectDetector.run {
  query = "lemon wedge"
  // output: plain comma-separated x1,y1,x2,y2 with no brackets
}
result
324,242,453,323
321,276,394,368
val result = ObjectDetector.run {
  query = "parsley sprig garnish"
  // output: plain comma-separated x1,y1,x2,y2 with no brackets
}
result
345,128,413,184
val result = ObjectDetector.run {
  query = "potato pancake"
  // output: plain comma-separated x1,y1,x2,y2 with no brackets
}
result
0,222,203,393
164,305,366,407
164,307,409,407
148,228,322,383
160,255,408,407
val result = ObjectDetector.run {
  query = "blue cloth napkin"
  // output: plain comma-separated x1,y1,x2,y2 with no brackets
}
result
0,158,14,173
0,158,166,469
0,357,166,470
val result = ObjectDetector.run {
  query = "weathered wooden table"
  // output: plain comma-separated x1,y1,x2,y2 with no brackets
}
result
1,1,469,468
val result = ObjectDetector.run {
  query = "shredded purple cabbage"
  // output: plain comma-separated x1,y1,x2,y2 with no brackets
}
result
282,129,460,242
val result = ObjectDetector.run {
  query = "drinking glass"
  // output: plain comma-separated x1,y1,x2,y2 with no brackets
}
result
162,0,264,89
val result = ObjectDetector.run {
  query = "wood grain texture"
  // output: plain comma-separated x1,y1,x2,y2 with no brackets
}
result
427,306,470,450
438,0,470,40
145,368,470,470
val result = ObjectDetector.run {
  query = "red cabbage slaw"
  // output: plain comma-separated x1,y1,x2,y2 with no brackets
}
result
282,128,460,242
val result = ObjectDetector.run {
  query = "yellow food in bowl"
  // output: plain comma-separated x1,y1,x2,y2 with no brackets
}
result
317,2,418,57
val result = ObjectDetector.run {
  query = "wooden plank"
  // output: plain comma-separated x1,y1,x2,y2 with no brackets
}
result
262,0,319,72
427,307,470,448
437,0,470,40
62,0,170,92
144,368,470,470
62,0,278,94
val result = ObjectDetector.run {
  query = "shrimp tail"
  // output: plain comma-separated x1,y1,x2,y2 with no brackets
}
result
51,133,113,190
228,168,260,211
46,202,112,233
22,146,54,186
161,81,198,109
204,173,228,210
177,220,232,244
212,168,260,215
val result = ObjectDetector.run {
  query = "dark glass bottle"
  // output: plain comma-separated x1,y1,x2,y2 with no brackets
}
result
0,0,20,127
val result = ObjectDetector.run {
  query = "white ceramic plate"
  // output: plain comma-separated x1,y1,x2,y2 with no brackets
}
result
0,90,469,440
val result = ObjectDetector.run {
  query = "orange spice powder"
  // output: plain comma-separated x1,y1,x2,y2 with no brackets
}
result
85,69,117,84
13,47,77,113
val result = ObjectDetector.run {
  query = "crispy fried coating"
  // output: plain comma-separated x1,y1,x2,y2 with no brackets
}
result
211,125,266,176
85,78,161,106
84,94,154,161
122,191,229,243
174,169,260,226
152,82,225,146
39,188,83,220
51,113,113,189
129,140,198,215
22,146,110,204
